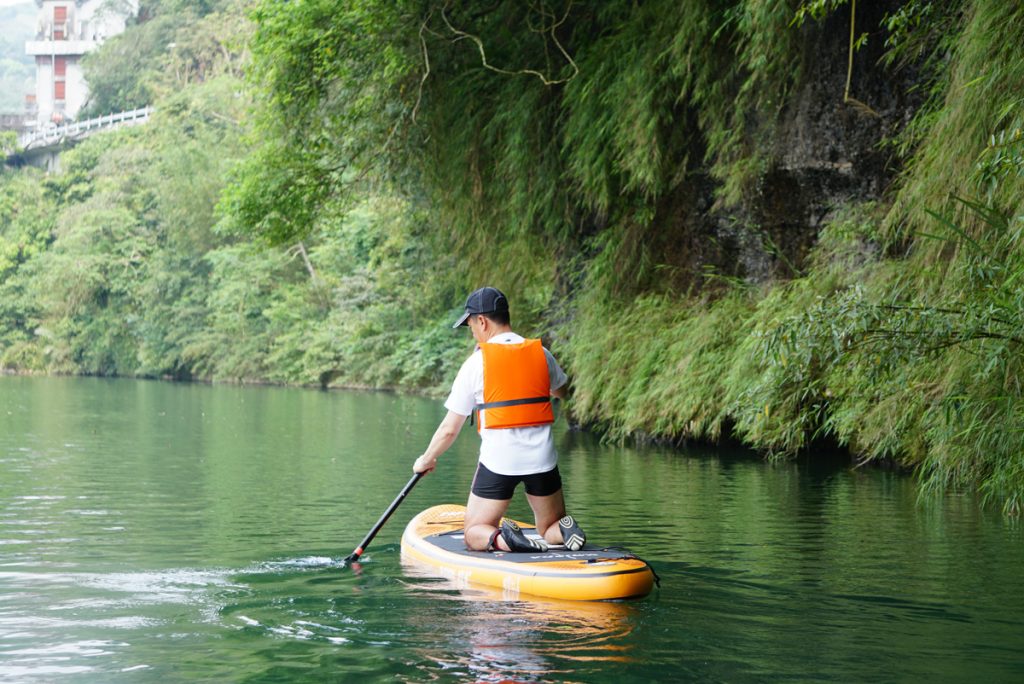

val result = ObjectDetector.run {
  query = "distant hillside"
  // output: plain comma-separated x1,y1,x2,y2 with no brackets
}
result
0,2,37,113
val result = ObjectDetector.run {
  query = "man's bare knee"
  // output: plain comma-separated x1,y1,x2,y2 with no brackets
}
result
464,493,509,550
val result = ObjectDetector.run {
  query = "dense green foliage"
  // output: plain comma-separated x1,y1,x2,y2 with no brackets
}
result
562,0,1024,512
1,1,465,389
3,0,1024,511
79,0,240,117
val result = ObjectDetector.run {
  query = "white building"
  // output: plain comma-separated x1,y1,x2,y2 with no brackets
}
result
25,0,138,128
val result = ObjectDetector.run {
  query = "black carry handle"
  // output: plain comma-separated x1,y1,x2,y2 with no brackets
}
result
345,471,424,564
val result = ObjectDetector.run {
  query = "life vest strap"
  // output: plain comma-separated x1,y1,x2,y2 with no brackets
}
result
475,396,550,411
473,395,552,428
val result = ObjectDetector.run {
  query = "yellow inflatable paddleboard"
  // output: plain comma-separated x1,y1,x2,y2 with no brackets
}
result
401,504,656,601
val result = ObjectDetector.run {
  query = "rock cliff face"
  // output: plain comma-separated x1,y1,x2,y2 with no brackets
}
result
671,1,924,287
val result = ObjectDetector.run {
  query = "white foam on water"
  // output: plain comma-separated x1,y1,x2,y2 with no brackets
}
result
255,556,345,571
294,619,343,632
69,568,244,607
5,639,125,657
0,615,163,631
0,665,94,677
276,555,338,567
268,623,316,640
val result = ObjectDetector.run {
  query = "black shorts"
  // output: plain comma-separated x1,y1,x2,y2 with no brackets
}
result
471,462,563,500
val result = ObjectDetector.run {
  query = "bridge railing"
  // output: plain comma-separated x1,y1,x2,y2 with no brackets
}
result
18,106,155,150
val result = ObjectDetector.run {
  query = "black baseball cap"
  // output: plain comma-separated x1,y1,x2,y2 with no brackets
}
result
452,286,509,328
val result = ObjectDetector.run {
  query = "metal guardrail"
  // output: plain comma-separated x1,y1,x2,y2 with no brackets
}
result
17,106,154,151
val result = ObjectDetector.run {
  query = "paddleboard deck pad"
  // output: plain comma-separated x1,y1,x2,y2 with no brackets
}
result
401,504,655,601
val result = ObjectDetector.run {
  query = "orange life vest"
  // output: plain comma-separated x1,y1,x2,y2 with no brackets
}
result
476,339,554,430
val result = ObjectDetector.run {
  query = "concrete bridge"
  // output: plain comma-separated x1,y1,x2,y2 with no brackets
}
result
8,106,154,171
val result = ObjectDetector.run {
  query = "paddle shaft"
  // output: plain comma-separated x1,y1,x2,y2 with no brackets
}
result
345,471,424,563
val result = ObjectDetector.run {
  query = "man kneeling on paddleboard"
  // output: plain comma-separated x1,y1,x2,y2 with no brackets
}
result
413,286,586,554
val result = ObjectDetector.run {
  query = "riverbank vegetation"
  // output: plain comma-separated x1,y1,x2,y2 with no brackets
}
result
2,0,1023,512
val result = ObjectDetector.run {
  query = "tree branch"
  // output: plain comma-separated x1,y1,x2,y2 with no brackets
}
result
843,0,880,117
412,11,432,123
440,1,578,86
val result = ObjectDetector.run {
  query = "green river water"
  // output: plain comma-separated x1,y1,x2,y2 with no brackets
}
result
1,376,1022,682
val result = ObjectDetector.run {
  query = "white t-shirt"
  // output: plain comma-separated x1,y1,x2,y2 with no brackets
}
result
444,332,568,476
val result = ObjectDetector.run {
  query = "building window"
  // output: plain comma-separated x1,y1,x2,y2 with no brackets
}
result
54,6,67,40
54,57,67,77
55,80,65,101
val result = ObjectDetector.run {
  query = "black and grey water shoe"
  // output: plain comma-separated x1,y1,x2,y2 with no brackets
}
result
500,519,549,553
558,515,586,551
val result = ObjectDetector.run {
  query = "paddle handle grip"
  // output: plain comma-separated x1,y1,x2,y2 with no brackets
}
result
345,471,423,563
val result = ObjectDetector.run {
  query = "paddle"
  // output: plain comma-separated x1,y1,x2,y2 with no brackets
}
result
345,471,424,564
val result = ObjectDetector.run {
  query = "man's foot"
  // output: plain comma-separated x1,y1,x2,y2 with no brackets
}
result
559,515,586,551
500,519,549,553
